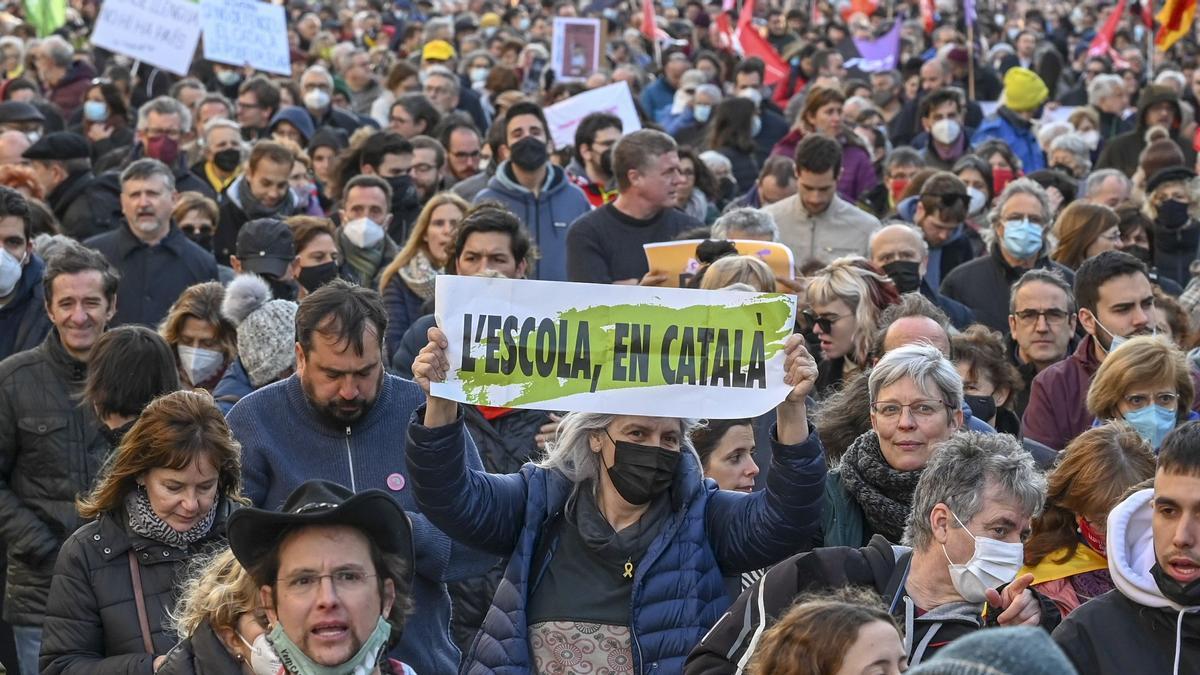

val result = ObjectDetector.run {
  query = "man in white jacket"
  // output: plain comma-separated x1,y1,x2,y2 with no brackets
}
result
1053,421,1200,675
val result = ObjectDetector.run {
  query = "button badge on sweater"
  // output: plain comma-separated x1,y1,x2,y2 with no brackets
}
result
387,473,406,491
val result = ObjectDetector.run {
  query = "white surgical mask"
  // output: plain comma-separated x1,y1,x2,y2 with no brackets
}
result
942,510,1024,603
24,130,40,144
966,186,987,216
342,217,385,249
1079,129,1100,150
737,87,763,106
177,345,224,386
0,247,25,297
304,88,331,111
470,67,489,83
237,632,283,675
930,118,962,145
751,115,762,138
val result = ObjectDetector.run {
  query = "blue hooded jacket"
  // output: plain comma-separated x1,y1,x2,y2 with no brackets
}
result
474,161,591,281
406,410,829,674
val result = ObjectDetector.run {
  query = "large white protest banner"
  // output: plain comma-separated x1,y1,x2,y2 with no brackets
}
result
201,0,291,76
544,81,641,149
432,276,797,418
91,0,202,76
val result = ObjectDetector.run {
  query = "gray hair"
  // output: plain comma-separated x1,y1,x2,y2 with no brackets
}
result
1036,121,1073,151
120,158,176,192
38,35,74,68
0,37,25,62
194,92,234,120
1049,133,1093,174
424,65,460,95
460,50,495,75
695,84,723,103
868,341,961,411
1156,69,1187,92
1088,74,1125,107
1008,267,1075,314
302,65,335,90
711,208,779,241
991,177,1052,229
1084,168,1132,200
538,413,700,488
136,96,192,134
423,16,455,43
904,432,1047,549
680,69,708,90
699,150,733,175
201,118,243,147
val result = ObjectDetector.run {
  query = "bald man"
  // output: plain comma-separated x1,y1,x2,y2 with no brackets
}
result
868,223,975,329
0,130,30,166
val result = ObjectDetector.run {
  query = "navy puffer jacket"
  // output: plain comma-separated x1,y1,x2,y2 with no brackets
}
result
406,408,827,674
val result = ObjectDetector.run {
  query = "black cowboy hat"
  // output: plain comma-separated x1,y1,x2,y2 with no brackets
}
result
228,480,415,589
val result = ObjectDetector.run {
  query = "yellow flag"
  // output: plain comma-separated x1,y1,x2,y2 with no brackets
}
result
1156,0,1198,51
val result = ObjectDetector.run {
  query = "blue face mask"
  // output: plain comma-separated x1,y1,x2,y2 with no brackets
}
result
83,100,108,122
1000,218,1044,260
693,104,712,123
1124,404,1176,451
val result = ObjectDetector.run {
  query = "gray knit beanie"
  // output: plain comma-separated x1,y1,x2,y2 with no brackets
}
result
905,626,1078,675
222,274,298,388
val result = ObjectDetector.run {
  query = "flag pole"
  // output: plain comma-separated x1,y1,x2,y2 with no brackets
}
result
967,16,976,100
1145,12,1155,82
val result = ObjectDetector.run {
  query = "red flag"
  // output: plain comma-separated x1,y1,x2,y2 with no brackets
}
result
1089,0,1128,56
840,0,878,22
919,0,935,32
737,24,789,86
737,0,754,32
641,0,656,40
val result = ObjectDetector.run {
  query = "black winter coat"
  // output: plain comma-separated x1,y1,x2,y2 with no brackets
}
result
40,500,232,675
156,621,243,675
46,170,123,241
0,331,109,626
1053,590,1200,675
940,245,1075,334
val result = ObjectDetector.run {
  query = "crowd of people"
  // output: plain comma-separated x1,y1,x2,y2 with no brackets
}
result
2,0,1200,673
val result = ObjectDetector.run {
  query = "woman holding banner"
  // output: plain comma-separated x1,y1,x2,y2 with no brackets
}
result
406,329,827,674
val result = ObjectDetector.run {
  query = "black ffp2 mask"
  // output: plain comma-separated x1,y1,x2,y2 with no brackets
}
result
603,431,679,506
882,259,922,294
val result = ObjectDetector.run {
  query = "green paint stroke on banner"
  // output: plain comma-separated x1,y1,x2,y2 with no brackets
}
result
454,295,793,406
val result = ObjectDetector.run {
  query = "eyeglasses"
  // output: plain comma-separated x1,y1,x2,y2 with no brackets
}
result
145,127,182,140
801,310,847,334
180,223,215,236
1124,392,1179,410
870,400,949,420
279,570,377,596
1012,308,1071,325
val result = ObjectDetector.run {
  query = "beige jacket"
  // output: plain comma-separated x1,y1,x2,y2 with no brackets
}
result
762,194,882,268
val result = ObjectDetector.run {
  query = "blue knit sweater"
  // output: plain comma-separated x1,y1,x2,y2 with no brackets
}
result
227,373,495,675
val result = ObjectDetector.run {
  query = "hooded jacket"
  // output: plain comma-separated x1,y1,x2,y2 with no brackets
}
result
0,253,50,362
971,106,1046,173
896,195,983,291
1053,489,1200,675
213,173,299,266
474,161,591,281
1096,86,1198,177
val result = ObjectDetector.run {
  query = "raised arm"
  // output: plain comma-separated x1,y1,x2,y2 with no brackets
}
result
408,326,531,557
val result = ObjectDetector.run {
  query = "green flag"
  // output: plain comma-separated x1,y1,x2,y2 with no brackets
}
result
24,0,66,37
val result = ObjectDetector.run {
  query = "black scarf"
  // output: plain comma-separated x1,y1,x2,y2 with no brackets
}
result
838,431,923,542
236,175,294,220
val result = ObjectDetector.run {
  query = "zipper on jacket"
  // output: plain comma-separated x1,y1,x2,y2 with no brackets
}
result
344,426,357,492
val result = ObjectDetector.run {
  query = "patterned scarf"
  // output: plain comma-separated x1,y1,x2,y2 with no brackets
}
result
126,488,217,550
838,431,923,542
398,250,441,301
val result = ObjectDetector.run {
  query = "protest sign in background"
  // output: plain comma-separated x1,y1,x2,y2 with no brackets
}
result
91,0,202,75
432,276,797,418
551,17,601,82
644,239,796,288
545,81,641,149
201,0,291,76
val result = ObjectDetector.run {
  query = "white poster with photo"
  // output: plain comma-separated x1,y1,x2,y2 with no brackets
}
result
545,81,641,149
91,0,202,76
201,0,291,76
551,17,602,82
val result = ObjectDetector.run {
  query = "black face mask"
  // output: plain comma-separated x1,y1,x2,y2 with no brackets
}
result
881,260,921,294
186,231,214,252
1050,163,1076,177
267,277,298,302
510,136,549,171
1126,244,1153,265
1151,561,1200,607
386,174,421,214
1156,199,1191,230
603,431,679,506
963,394,996,424
213,148,242,172
297,261,339,293
599,148,614,177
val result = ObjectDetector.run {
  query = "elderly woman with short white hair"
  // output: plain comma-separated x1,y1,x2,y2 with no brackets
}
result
405,328,829,673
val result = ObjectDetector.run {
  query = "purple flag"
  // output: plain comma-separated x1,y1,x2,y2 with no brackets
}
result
964,0,977,26
846,20,901,73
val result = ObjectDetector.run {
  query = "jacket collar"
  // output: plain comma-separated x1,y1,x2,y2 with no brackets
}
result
93,497,233,563
40,328,87,383
114,221,189,258
47,170,92,216
1070,333,1102,375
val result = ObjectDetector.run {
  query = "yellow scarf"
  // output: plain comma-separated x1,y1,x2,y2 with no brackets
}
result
1021,544,1108,586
